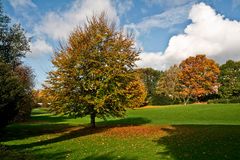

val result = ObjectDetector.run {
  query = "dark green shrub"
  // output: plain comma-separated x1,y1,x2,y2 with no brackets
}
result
208,98,240,104
208,99,229,104
151,95,180,105
229,97,240,103
13,66,35,122
0,61,25,128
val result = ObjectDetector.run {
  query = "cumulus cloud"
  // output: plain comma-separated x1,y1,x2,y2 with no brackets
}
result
137,2,240,70
9,0,36,9
136,52,167,69
29,39,53,57
36,0,119,40
123,2,193,52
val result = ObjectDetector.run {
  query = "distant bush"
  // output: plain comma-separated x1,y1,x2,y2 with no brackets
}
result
208,97,240,104
151,95,180,105
208,99,229,104
198,93,220,102
229,97,240,103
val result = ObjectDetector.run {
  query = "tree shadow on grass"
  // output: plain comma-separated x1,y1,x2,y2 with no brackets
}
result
0,108,73,142
30,109,69,123
0,123,74,142
155,125,240,160
2,117,150,150
1,106,152,142
0,144,71,160
0,110,75,142
30,115,69,123
1,107,151,160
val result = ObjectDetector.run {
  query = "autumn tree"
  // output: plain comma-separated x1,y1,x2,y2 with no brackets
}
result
44,13,143,128
156,65,180,102
135,68,162,104
33,89,49,107
218,60,240,99
125,74,147,108
178,55,220,105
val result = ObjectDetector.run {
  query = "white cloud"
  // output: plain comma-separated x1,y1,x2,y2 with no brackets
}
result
36,0,119,40
116,0,133,16
29,39,53,57
123,2,193,51
125,2,193,33
136,52,167,70
137,2,240,70
137,3,193,31
9,0,36,9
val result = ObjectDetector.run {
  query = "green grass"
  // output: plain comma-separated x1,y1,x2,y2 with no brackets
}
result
1,104,240,160
29,104,240,125
128,104,240,125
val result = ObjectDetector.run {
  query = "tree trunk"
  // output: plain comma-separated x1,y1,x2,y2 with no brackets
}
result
184,97,189,106
90,112,96,128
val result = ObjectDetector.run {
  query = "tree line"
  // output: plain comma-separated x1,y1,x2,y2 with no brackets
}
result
134,55,240,106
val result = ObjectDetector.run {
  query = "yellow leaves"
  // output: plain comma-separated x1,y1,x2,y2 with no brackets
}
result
43,13,140,120
125,75,147,108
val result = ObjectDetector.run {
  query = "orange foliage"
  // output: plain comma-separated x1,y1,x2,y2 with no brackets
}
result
178,55,220,104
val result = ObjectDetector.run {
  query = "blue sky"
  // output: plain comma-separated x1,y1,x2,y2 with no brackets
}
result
3,0,240,89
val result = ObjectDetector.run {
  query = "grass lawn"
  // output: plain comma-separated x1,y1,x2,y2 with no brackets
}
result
1,104,240,160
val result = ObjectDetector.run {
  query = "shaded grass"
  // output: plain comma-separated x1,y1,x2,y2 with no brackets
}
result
1,104,240,160
156,125,240,160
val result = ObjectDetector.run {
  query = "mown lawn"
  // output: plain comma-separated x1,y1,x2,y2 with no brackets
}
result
1,104,240,160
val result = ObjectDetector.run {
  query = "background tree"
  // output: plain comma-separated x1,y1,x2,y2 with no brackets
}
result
0,4,30,68
33,89,49,108
156,65,180,103
135,68,162,104
0,3,34,127
44,13,141,128
178,55,220,105
13,65,35,121
218,60,240,99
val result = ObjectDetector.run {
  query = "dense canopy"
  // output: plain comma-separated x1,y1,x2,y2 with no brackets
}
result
44,14,145,127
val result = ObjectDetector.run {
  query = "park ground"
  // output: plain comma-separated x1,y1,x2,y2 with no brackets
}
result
1,104,240,160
